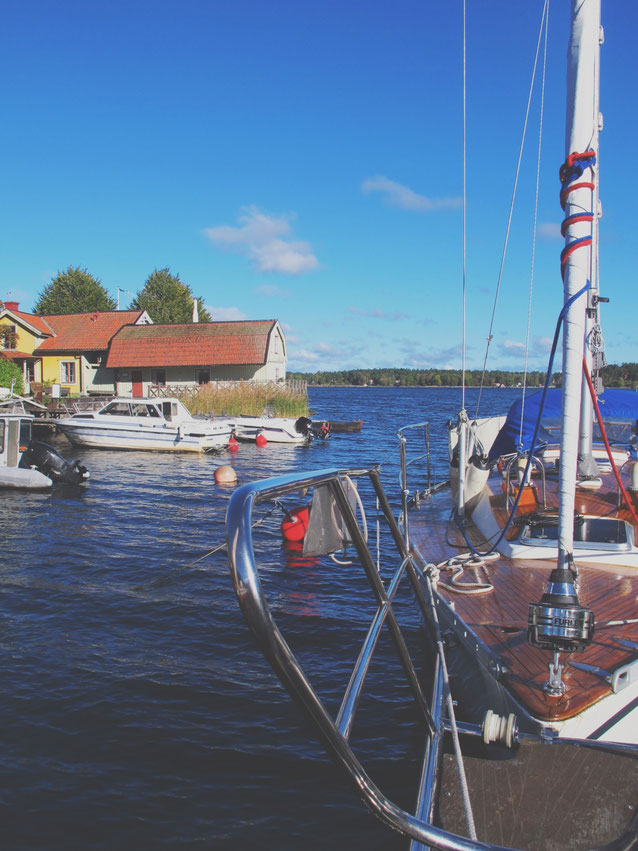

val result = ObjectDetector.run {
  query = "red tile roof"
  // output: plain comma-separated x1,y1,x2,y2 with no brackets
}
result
37,311,148,352
2,309,54,336
106,321,276,368
0,350,39,360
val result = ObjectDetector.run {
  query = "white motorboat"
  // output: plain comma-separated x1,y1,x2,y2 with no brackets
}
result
231,415,328,445
57,397,233,453
0,398,89,488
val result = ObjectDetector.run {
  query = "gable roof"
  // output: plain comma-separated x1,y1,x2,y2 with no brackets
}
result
0,308,54,337
106,320,278,368
36,311,150,352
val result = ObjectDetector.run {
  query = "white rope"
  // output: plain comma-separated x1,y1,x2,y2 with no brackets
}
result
433,551,498,594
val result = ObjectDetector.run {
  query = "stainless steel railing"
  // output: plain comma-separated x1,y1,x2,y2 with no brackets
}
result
226,465,520,851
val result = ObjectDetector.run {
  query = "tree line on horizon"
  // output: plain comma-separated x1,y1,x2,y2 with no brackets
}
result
17,265,212,324
287,365,638,389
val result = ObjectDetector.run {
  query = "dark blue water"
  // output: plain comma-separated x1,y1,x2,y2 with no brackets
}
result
0,387,523,850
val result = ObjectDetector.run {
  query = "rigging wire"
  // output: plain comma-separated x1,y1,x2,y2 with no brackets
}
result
461,0,467,409
475,0,551,419
519,1,550,447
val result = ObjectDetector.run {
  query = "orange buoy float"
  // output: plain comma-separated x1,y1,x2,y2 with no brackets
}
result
256,432,268,447
281,506,309,542
214,465,237,484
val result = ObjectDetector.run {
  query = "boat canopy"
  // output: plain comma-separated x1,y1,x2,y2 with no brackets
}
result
488,388,638,460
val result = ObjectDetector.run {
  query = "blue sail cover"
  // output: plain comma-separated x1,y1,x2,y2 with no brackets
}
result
488,388,638,460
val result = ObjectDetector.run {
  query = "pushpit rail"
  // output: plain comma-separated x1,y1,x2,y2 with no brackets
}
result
226,465,638,851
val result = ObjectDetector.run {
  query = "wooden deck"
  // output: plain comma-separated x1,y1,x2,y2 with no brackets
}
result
409,467,638,726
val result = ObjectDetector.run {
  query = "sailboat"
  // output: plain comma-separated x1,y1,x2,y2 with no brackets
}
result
227,1,638,847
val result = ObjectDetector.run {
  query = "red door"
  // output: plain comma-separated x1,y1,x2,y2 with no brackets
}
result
132,370,144,398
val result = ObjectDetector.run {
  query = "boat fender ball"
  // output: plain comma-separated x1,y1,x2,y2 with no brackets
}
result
228,435,239,452
214,465,237,484
256,432,268,447
281,506,309,542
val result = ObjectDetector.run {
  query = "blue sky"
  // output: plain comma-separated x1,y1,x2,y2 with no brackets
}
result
1,0,636,372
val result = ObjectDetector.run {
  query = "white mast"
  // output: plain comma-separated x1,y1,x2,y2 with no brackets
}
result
558,0,601,567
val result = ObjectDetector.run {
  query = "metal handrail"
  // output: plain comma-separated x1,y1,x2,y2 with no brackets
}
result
227,466,519,850
227,464,638,850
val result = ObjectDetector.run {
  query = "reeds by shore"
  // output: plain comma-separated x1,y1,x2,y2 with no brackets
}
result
177,381,308,418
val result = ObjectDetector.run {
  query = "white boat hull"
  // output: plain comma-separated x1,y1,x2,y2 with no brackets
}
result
0,467,52,489
58,421,231,452
232,417,309,444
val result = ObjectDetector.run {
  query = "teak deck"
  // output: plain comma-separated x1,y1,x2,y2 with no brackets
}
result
409,468,638,725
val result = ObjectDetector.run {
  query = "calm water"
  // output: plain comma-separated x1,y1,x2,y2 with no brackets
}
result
0,387,524,850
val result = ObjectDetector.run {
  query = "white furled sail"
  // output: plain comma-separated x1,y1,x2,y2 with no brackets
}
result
558,0,601,566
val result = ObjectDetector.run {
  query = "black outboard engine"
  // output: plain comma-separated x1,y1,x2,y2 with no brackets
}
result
310,420,331,440
20,441,89,485
294,416,313,437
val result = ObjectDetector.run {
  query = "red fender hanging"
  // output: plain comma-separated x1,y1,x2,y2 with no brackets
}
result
281,506,310,542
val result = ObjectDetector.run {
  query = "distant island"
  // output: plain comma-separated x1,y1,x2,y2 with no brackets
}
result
287,364,638,389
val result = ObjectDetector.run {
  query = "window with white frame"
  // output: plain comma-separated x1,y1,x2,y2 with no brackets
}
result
60,361,76,384
1,325,17,350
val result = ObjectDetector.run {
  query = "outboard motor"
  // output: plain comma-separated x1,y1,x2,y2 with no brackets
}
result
294,416,313,437
310,420,331,440
20,441,89,485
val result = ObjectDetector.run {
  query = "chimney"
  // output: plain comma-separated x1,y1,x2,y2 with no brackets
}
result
4,301,19,311
192,298,199,323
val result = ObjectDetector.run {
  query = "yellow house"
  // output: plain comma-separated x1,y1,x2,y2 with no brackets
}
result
0,300,53,387
0,301,151,395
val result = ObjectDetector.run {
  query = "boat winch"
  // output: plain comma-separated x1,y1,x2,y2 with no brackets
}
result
527,560,595,696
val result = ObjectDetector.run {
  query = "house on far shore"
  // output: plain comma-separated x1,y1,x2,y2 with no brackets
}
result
106,320,287,397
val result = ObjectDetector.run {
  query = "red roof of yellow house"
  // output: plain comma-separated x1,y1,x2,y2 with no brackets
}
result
37,311,148,352
106,321,277,368
3,309,54,337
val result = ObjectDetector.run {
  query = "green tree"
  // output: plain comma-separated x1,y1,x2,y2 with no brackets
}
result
0,355,24,394
34,266,116,315
131,268,211,324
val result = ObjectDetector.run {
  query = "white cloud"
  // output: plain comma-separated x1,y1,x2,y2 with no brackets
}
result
204,206,319,275
501,339,527,356
207,306,248,321
361,175,461,212
538,221,562,240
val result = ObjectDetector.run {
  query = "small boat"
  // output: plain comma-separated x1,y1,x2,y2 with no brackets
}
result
1,400,88,489
226,2,638,848
57,397,233,452
312,420,363,434
231,415,329,445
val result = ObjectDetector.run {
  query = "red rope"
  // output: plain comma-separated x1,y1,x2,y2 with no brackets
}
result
560,180,595,210
582,358,638,528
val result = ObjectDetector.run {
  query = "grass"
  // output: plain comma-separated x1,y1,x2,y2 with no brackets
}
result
177,382,308,418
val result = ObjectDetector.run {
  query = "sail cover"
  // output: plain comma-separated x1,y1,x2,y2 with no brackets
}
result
488,388,638,460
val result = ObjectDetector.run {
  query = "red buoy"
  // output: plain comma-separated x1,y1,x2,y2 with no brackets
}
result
281,506,309,542
228,435,239,452
256,432,268,447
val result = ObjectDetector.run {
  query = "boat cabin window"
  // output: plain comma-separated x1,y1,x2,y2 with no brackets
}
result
103,402,132,416
131,403,150,417
162,402,177,421
19,420,32,451
522,516,631,551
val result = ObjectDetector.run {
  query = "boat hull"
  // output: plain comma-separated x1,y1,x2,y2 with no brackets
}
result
58,422,231,452
0,467,52,489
